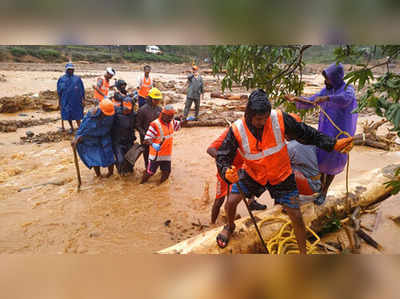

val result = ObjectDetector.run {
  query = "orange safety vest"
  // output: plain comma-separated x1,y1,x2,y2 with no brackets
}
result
148,118,174,161
112,97,133,113
232,110,292,186
94,77,110,102
138,76,152,98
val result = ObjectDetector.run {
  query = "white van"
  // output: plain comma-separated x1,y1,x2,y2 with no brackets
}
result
145,45,162,55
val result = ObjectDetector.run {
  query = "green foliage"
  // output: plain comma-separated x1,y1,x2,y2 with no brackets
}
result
10,47,28,57
123,52,184,63
384,167,400,195
211,45,312,116
319,212,342,236
36,49,61,60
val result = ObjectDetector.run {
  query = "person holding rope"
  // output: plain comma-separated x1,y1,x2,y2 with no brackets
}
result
284,62,358,205
215,89,353,253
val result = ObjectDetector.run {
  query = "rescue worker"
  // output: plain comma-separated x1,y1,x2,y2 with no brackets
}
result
207,128,267,224
137,65,153,108
111,80,136,176
216,89,354,253
140,105,184,185
93,67,116,103
286,113,322,199
57,63,85,133
71,98,115,178
183,65,204,121
136,87,162,169
285,62,358,204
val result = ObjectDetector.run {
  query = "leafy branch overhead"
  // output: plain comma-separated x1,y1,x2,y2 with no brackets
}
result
211,45,311,112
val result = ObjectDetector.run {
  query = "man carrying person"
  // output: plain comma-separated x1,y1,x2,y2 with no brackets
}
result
137,65,153,108
183,65,204,121
215,89,354,253
140,105,185,185
285,62,358,205
111,80,136,176
71,99,115,178
93,67,116,103
136,87,163,169
57,63,85,133
207,128,267,224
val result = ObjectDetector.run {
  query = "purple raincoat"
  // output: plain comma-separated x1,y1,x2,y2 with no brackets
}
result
296,63,358,175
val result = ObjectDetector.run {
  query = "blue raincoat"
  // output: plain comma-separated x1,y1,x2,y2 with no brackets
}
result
57,72,85,120
76,108,115,168
296,63,358,175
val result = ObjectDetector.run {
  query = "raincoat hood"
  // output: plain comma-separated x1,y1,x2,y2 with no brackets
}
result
323,63,345,90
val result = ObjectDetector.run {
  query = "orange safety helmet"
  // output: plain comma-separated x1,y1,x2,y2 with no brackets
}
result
192,65,199,71
99,98,115,116
289,112,301,122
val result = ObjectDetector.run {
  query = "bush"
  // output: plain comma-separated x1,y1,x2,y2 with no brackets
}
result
123,52,185,63
10,47,28,57
37,49,61,61
86,53,113,63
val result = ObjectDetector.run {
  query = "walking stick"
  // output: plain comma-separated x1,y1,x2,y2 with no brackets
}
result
234,183,269,253
72,145,82,191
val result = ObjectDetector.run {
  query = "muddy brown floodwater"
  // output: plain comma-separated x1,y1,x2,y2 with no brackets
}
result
1,62,400,254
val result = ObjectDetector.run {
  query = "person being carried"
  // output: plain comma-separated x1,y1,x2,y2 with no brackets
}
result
215,89,354,253
57,63,85,133
140,105,185,185
285,62,358,205
183,65,204,121
207,128,267,224
137,65,153,108
71,99,115,178
111,80,136,176
92,67,116,104
136,87,163,169
286,113,322,200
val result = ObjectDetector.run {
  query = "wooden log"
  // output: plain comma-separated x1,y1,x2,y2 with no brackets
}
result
159,164,399,254
183,120,228,128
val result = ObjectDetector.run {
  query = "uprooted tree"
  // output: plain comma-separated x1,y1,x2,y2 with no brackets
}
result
211,45,400,194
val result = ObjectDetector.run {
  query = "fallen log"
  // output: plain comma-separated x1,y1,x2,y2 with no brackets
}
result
159,164,399,254
183,120,228,128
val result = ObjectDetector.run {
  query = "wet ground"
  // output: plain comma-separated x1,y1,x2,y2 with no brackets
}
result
0,62,399,254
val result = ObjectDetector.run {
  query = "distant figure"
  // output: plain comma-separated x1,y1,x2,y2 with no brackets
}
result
183,65,204,121
136,87,162,169
71,99,115,178
137,65,153,108
285,63,358,204
57,63,85,133
93,67,115,103
111,80,137,176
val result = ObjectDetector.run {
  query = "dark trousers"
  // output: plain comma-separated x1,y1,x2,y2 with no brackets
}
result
140,134,150,169
183,97,200,118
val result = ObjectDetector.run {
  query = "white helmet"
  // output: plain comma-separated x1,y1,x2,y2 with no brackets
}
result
106,67,116,76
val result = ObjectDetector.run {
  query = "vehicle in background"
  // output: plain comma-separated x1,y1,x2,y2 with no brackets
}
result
145,45,162,55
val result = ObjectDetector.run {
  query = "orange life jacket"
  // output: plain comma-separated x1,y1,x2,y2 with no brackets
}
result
148,118,174,161
138,76,152,98
112,96,133,114
231,110,292,186
94,77,110,102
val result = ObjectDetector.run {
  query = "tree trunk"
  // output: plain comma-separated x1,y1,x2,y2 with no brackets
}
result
159,164,399,254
